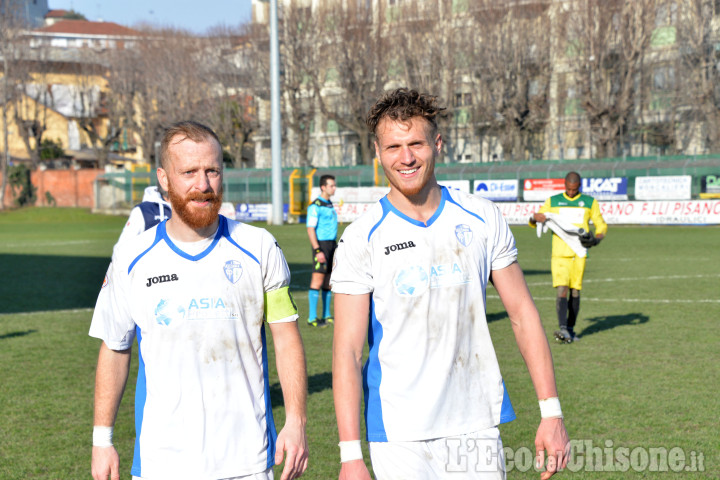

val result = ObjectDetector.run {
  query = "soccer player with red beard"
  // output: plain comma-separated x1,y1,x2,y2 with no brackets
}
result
90,121,308,480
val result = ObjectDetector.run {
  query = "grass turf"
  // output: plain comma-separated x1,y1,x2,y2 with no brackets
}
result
0,207,717,479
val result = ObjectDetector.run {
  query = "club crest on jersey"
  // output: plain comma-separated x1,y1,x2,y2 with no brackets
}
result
224,260,243,284
455,224,473,247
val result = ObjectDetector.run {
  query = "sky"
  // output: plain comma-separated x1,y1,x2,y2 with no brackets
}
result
48,0,253,35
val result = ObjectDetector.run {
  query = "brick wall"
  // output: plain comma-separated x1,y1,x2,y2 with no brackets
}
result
1,169,103,208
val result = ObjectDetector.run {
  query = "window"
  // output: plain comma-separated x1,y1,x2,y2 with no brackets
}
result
654,2,677,27
649,65,675,110
564,84,583,116
653,66,675,91
454,93,472,107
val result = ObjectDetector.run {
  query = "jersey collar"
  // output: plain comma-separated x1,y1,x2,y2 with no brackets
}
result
380,186,448,228
159,216,225,261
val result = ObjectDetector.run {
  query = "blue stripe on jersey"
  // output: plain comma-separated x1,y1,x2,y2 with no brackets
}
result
445,191,486,224
363,295,387,441
128,225,164,274
222,218,261,265
377,186,448,228
261,325,278,468
500,380,516,423
367,200,392,242
131,327,147,477
161,216,224,261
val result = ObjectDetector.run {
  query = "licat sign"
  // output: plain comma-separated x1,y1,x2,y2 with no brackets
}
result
581,177,628,200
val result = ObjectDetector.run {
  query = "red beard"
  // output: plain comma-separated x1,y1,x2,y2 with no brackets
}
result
167,186,223,230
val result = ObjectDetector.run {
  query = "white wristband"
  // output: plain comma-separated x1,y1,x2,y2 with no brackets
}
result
339,440,363,463
93,426,114,447
539,397,563,419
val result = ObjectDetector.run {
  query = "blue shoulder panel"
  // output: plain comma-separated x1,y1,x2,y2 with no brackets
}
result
128,225,164,274
445,188,486,224
222,218,261,265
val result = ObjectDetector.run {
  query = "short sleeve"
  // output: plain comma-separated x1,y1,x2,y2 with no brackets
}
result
261,232,298,323
88,257,137,350
590,199,608,237
489,203,518,271
538,197,552,214
306,204,319,228
330,225,374,295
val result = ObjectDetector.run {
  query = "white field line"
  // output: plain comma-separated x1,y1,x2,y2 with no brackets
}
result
1,240,98,248
0,308,93,318
525,273,720,287
497,295,720,304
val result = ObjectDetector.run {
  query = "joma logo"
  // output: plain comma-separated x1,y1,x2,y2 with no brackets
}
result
146,274,179,287
384,241,416,255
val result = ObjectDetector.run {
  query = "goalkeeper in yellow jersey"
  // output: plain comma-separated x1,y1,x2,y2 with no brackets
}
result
530,172,608,343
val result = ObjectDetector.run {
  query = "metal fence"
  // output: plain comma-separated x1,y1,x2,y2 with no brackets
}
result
94,154,720,212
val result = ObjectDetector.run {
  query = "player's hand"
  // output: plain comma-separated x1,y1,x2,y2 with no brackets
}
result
275,417,308,479
91,445,120,480
339,459,372,480
315,252,327,265
533,213,547,223
535,417,569,479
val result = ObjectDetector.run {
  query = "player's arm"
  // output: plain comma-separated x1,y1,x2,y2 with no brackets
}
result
590,199,607,240
307,226,326,264
92,342,131,480
306,205,327,264
530,198,552,226
333,293,372,480
268,320,309,480
491,262,569,480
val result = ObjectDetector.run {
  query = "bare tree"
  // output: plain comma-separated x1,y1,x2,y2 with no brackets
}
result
133,30,212,163
564,0,657,158
674,0,720,153
72,48,140,168
276,2,322,167
310,1,390,165
10,46,57,167
469,0,552,161
203,28,260,168
391,0,463,161
0,0,28,208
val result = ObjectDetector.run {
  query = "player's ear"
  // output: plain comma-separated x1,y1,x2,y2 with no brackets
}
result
434,133,442,154
157,167,169,192
374,141,381,165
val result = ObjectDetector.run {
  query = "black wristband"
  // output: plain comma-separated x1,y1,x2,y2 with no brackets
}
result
314,248,322,254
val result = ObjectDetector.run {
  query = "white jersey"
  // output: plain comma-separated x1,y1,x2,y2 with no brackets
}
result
331,186,517,442
90,216,298,479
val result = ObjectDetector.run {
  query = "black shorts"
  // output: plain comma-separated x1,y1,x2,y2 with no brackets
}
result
311,240,337,274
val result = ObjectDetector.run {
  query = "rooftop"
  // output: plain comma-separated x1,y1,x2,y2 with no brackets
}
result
34,20,144,37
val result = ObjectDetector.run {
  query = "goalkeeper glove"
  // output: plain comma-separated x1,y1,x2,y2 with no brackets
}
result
579,231,600,248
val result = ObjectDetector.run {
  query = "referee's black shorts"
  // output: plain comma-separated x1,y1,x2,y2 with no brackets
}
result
311,240,337,274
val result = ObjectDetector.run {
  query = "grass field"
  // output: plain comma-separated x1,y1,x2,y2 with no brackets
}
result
0,207,717,479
